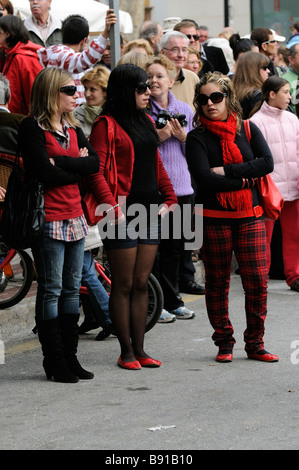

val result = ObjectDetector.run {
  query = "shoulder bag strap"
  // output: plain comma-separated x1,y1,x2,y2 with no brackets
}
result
243,119,251,143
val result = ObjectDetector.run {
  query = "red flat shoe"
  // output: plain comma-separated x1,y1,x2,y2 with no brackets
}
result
247,350,279,362
216,352,233,363
135,356,162,367
117,356,141,370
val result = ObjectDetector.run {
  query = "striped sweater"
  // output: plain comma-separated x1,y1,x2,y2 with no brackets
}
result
37,35,108,105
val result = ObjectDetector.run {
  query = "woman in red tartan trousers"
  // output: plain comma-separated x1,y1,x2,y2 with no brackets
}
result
186,72,279,363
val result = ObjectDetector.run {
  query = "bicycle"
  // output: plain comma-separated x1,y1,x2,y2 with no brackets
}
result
0,241,163,333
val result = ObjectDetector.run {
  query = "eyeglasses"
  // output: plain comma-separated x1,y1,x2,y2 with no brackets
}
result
162,47,189,54
263,40,277,44
260,64,270,71
197,92,227,106
60,85,77,96
135,81,151,95
185,34,199,41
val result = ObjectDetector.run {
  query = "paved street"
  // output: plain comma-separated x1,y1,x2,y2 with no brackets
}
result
0,272,299,451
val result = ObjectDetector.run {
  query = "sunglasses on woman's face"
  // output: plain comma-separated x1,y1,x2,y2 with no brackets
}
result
260,64,270,71
135,81,151,95
60,85,77,96
198,92,227,105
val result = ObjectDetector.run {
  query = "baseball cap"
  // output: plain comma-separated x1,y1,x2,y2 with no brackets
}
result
270,29,286,42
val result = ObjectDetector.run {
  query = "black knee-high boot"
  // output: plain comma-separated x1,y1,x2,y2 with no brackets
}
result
36,317,79,383
60,314,94,380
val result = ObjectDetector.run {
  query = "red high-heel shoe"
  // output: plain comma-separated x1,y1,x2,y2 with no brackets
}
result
135,356,162,367
247,350,279,362
117,356,141,370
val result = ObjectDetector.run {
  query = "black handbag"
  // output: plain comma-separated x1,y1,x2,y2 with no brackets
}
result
0,153,45,249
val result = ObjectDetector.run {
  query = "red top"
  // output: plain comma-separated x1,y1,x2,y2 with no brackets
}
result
89,116,177,219
44,129,83,222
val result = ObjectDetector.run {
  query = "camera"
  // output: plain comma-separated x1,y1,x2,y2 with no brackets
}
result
155,110,187,129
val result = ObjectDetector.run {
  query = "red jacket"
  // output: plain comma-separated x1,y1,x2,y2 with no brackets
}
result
0,41,43,114
89,116,177,219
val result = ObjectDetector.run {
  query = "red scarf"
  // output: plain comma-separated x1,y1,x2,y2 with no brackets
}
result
200,113,252,211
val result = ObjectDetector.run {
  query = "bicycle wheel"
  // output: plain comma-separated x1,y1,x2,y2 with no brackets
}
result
145,273,163,333
0,248,34,309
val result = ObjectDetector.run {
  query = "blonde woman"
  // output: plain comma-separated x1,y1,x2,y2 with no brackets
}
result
18,67,99,383
233,51,270,118
184,47,202,75
122,38,153,56
117,50,148,69
74,65,110,137
186,72,278,363
146,54,204,321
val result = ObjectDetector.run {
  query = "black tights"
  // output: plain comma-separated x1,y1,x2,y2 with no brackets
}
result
107,244,159,362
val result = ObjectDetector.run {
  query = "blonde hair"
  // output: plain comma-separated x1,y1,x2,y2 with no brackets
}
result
117,50,148,69
81,65,110,91
233,51,270,102
30,67,79,131
186,47,203,71
193,71,243,132
123,38,153,56
145,54,177,81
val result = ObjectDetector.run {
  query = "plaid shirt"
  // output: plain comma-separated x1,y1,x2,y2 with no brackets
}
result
44,216,88,242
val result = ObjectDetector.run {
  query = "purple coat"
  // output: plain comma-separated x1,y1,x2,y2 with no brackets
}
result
149,92,194,197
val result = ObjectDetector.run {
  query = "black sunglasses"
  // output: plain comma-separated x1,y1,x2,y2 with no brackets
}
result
60,85,77,96
198,92,227,106
260,64,270,70
186,34,199,41
135,81,151,95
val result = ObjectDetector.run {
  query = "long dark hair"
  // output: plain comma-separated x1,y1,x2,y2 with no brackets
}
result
261,76,289,102
101,64,158,141
0,15,29,47
229,33,258,61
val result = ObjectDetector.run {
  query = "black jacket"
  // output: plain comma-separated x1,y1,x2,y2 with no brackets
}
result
0,109,25,155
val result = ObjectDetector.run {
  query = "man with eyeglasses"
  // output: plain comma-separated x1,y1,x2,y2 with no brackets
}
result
160,30,199,110
174,20,229,77
250,27,279,76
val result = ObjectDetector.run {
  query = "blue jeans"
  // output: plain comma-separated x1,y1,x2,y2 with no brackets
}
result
32,236,85,320
81,251,111,326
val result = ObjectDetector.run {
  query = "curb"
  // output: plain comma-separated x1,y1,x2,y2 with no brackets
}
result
0,297,36,343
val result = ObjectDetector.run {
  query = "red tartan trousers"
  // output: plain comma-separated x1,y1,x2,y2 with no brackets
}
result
201,218,268,353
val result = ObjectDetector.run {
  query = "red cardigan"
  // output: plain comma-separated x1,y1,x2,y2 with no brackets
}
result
44,129,83,222
89,116,177,219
